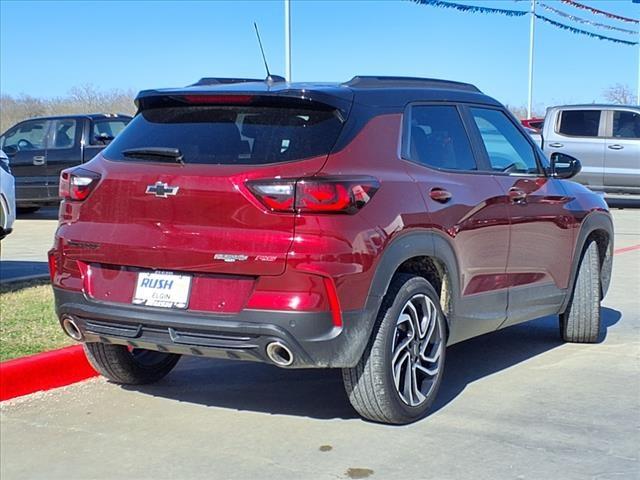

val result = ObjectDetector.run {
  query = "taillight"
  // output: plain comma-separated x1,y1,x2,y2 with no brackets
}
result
246,182,295,212
246,177,379,214
59,168,101,201
47,250,57,282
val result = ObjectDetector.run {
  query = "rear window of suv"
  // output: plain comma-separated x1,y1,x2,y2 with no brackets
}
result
103,106,343,165
558,110,601,137
612,110,640,139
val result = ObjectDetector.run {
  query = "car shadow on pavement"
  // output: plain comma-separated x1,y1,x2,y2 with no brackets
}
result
126,356,357,419
123,307,621,421
606,198,640,209
431,307,622,415
16,206,59,220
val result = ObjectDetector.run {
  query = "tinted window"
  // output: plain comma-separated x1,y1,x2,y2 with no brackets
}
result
91,119,129,145
408,105,476,170
471,108,539,175
612,110,640,139
559,110,601,137
104,106,343,165
1,120,48,151
50,119,77,149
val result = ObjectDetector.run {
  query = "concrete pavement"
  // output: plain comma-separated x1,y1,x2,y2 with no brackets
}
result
0,207,57,282
1,210,639,480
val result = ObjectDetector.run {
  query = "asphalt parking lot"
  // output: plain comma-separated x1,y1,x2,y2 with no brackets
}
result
1,208,639,480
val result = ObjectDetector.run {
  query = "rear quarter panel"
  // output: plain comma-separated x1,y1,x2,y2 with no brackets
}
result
289,113,429,312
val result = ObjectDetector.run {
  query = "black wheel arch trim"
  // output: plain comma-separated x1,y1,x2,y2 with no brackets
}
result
362,229,461,339
561,211,614,313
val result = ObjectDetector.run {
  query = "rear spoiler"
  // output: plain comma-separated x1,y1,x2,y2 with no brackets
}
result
135,88,353,117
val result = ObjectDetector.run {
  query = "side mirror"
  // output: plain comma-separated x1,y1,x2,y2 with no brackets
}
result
550,152,581,179
3,145,18,156
95,133,114,145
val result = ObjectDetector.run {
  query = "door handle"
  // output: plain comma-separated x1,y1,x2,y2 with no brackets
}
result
548,143,563,148
508,187,527,204
32,156,45,166
429,188,452,203
607,144,624,150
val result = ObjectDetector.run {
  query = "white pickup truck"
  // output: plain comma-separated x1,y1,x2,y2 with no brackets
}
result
540,104,640,197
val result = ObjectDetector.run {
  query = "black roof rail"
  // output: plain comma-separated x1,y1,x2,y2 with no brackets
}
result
191,76,287,87
343,76,481,93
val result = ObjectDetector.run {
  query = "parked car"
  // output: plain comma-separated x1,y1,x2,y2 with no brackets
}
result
49,76,613,424
542,105,640,197
0,149,16,239
0,113,131,212
521,117,544,131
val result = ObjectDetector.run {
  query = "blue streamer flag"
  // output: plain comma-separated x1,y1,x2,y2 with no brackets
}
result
408,0,528,17
535,13,638,46
409,0,639,46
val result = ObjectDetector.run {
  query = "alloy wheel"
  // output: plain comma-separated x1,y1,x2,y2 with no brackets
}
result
391,294,443,407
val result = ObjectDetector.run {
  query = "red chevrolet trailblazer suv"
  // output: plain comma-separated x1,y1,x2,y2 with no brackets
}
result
50,76,613,424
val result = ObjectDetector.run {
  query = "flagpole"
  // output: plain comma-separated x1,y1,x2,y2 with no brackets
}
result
527,0,536,118
637,28,639,105
284,0,292,82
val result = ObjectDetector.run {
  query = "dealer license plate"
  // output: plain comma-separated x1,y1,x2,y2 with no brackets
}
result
132,271,191,309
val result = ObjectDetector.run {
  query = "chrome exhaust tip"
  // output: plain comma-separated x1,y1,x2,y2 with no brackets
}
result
266,342,294,367
61,316,84,341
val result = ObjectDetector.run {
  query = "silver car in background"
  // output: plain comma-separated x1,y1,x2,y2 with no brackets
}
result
542,104,640,197
1,149,16,239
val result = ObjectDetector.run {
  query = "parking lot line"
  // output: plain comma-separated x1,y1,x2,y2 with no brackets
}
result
614,244,640,255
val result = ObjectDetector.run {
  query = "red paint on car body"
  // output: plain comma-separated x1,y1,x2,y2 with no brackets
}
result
48,80,613,370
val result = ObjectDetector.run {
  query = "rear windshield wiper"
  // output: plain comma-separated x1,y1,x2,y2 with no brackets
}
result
121,147,184,164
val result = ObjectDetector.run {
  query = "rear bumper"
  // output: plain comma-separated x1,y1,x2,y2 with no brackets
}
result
53,288,376,368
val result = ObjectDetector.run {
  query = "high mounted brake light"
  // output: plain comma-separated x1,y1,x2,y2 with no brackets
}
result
246,177,379,214
180,94,255,105
59,168,101,201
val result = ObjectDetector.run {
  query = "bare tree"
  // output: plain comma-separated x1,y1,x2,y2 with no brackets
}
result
505,104,544,119
1,86,136,134
603,83,637,105
506,104,529,120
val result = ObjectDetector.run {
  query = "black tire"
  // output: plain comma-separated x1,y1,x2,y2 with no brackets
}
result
17,206,40,214
342,274,447,424
560,240,602,343
84,343,180,385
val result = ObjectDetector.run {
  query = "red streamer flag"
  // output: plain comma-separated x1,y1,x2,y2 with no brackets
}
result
560,0,639,24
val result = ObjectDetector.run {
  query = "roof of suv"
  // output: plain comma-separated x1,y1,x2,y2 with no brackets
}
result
1,113,133,136
136,76,501,110
22,113,132,122
549,104,640,110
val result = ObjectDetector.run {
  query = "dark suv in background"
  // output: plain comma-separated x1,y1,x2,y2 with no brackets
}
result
50,76,613,424
0,113,131,211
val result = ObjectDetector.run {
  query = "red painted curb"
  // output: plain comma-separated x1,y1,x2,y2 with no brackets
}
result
614,244,640,255
0,345,98,401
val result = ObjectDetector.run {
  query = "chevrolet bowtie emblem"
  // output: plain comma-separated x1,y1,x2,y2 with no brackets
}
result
146,181,179,198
